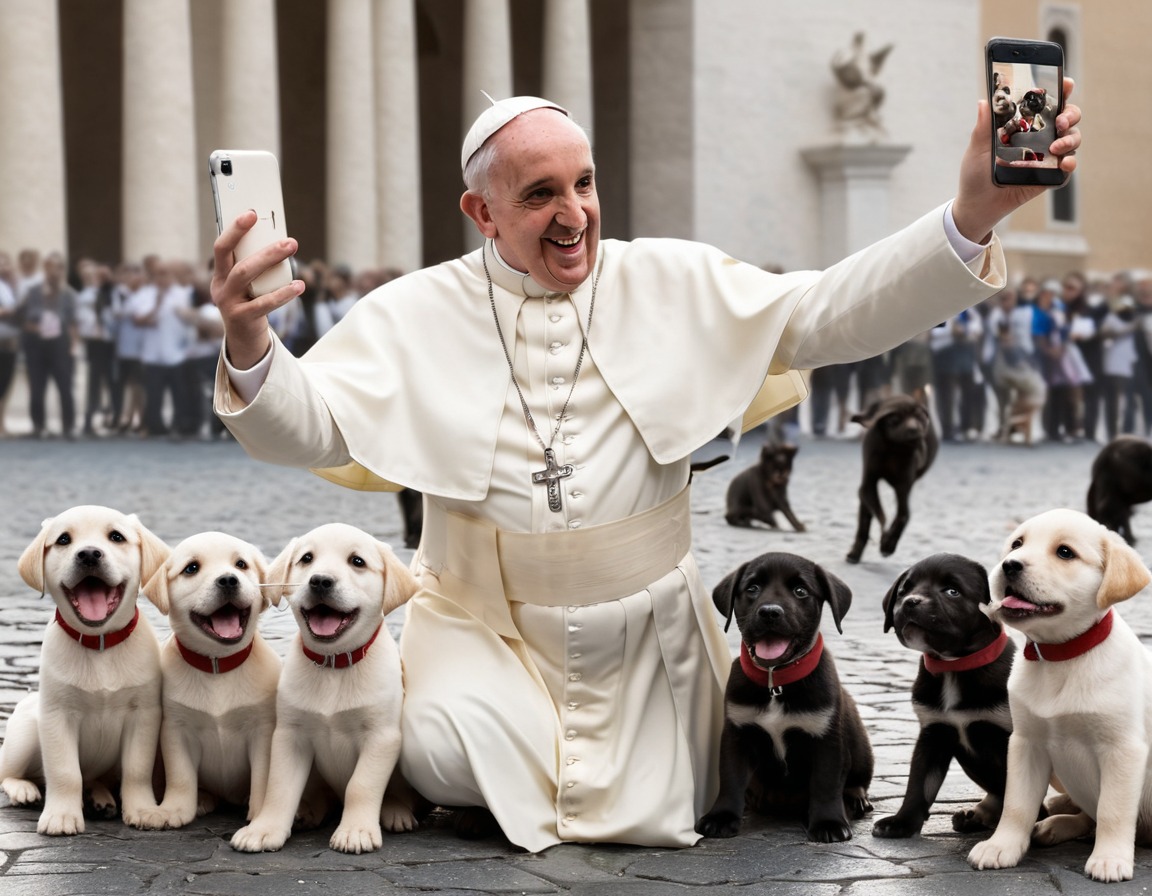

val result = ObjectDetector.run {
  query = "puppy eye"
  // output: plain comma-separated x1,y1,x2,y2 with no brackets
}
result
235,559,248,570
55,533,72,546
108,530,126,543
744,583,761,596
1056,545,1076,560
1011,538,1023,549
793,586,809,598
299,552,313,565
944,587,960,597
182,562,200,576
350,555,366,568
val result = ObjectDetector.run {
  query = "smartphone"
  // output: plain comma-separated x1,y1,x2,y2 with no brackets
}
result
208,149,294,296
986,38,1066,187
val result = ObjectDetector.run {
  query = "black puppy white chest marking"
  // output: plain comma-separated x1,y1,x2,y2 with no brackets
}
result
727,701,835,762
913,675,1012,753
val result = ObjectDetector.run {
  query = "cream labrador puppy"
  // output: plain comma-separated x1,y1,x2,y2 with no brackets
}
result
0,505,169,834
140,531,280,829
230,523,419,854
968,507,1152,882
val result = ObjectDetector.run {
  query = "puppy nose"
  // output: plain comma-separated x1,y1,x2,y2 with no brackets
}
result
756,604,784,623
1002,558,1023,578
216,573,239,591
76,547,103,567
310,574,335,593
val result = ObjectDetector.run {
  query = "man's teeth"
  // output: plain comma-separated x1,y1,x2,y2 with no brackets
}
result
552,234,581,246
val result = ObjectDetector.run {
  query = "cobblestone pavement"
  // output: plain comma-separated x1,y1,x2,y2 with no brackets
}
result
1,432,1151,894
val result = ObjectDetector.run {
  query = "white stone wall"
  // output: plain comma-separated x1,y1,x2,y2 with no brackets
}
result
691,0,982,271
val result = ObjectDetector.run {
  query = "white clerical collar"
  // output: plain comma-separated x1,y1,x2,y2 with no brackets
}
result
486,240,561,299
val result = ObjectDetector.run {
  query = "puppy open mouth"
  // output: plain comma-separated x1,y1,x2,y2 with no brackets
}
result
63,577,125,626
998,589,1062,620
192,603,251,644
302,604,359,641
747,636,793,669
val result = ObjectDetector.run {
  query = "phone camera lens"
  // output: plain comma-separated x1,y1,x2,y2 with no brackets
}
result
220,159,233,176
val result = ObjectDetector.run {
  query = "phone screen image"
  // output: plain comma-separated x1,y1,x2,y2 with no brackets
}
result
991,60,1062,171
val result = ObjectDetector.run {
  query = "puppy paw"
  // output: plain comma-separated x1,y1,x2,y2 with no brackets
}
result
125,805,170,830
197,790,218,817
844,788,872,819
695,810,742,838
1085,849,1134,883
2,777,42,806
845,551,862,565
330,821,382,854
808,818,852,842
1032,812,1094,847
37,807,85,836
381,798,418,833
872,814,922,839
294,796,330,831
952,808,994,833
231,822,290,853
792,522,807,533
968,837,1025,870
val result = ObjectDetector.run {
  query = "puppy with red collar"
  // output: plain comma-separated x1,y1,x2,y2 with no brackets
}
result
969,508,1152,882
140,531,280,829
874,553,1015,838
696,552,873,842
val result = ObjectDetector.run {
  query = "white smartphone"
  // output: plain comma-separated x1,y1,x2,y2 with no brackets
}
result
209,149,295,297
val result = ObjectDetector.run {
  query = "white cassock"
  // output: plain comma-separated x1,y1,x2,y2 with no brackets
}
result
215,204,1005,852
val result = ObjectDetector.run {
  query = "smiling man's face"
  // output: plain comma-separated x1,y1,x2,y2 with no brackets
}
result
461,109,600,293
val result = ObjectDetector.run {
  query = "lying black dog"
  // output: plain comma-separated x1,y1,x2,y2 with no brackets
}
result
725,443,805,532
873,553,1014,838
1087,435,1152,545
696,552,873,842
846,394,938,563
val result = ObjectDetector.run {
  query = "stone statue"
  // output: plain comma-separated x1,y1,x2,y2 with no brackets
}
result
830,32,894,138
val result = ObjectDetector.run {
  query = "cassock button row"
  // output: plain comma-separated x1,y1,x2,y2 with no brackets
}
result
550,313,562,322
552,376,566,384
565,730,576,740
570,491,584,499
567,701,579,710
570,652,582,659
566,756,580,765
568,672,582,682
566,782,576,789
569,521,582,529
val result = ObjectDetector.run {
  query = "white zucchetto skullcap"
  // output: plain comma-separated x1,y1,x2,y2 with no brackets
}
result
461,94,569,172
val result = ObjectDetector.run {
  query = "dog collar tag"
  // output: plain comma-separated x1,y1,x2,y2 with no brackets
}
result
1024,609,1114,662
54,608,139,651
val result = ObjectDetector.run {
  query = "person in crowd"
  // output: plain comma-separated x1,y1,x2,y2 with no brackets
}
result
113,261,147,433
931,309,984,441
1099,276,1140,440
0,251,19,437
1063,271,1105,441
20,252,79,439
75,259,119,436
132,259,193,439
1034,278,1088,442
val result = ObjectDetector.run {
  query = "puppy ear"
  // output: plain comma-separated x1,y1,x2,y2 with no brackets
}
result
712,563,747,633
379,542,420,615
17,517,54,593
881,570,906,634
264,538,299,608
132,517,171,594
814,565,853,634
141,562,171,616
248,550,273,612
1096,530,1152,608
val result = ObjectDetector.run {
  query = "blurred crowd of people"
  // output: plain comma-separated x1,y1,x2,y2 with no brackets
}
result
0,247,401,441
785,270,1152,446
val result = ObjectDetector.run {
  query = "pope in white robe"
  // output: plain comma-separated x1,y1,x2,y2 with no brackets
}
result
212,94,1081,852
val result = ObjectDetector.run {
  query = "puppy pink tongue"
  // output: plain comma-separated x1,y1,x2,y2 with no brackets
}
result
755,638,790,662
211,605,244,640
1001,596,1040,611
71,580,116,622
308,608,346,638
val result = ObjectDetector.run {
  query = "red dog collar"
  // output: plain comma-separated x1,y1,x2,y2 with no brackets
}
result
1024,609,1113,662
176,637,254,674
739,633,824,693
54,608,139,651
923,629,1010,675
301,623,383,669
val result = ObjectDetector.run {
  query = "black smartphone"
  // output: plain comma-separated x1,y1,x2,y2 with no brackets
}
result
986,37,1066,187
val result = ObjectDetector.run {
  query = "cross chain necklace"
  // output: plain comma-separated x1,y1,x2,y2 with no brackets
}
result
484,247,601,513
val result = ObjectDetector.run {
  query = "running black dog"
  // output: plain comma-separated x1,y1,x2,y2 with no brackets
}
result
696,552,872,842
1087,435,1152,545
873,553,1015,838
846,394,938,563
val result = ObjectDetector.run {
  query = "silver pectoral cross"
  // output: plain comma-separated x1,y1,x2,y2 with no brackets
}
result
532,448,574,512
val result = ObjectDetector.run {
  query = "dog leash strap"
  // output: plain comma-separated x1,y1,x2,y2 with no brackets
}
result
922,629,1010,675
300,622,383,668
1024,609,1114,662
53,608,139,651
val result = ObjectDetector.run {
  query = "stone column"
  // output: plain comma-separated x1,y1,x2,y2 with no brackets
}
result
219,0,281,153
122,0,200,263
375,0,423,272
542,0,593,131
0,0,68,254
326,0,378,269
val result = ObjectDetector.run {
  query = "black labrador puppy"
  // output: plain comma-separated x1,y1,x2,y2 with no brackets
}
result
1087,435,1152,545
697,552,873,842
725,443,805,532
846,394,938,563
873,553,1015,838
